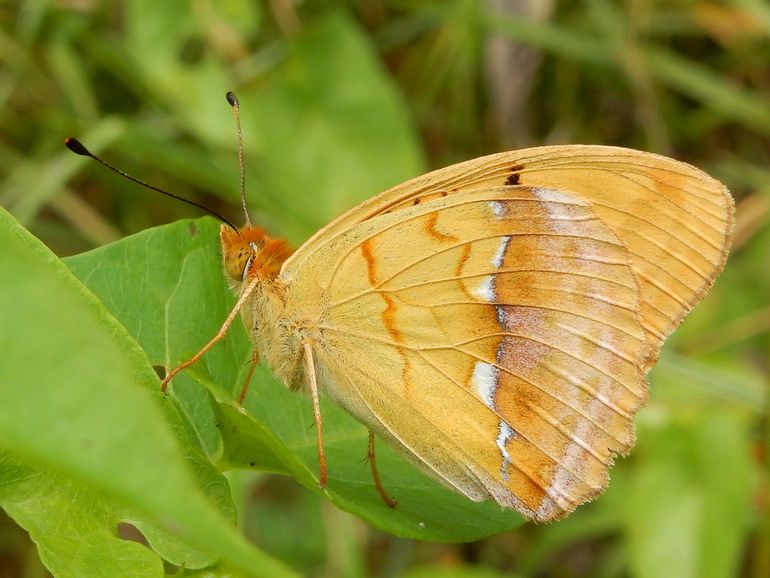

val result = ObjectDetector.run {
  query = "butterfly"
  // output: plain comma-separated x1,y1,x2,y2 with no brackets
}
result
68,103,734,522
158,137,733,521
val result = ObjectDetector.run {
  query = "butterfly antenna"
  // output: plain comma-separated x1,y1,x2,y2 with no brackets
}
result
64,137,239,232
226,91,251,227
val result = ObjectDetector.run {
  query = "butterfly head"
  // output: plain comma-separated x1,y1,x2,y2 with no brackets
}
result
220,224,293,283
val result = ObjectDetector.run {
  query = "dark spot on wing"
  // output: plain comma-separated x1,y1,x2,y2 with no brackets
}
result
188,221,198,237
505,164,524,186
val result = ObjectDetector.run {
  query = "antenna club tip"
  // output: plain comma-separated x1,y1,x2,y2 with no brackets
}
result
226,91,239,108
64,137,91,157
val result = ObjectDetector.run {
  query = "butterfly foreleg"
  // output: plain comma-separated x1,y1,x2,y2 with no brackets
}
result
368,431,397,508
161,275,261,393
302,341,328,488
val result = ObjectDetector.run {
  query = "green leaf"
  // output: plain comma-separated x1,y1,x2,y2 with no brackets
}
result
0,207,296,577
123,0,264,145
65,217,524,542
624,412,753,578
242,11,426,243
0,453,163,578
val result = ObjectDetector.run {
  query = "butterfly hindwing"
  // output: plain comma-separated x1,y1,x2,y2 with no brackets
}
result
285,185,649,520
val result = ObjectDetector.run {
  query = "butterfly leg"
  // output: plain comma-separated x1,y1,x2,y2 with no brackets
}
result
237,348,260,404
302,342,327,488
368,432,398,508
161,275,261,392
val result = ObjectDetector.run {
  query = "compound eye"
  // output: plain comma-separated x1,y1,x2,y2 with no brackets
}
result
224,242,252,280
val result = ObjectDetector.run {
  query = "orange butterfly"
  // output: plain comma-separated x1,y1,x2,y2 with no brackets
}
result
68,97,734,521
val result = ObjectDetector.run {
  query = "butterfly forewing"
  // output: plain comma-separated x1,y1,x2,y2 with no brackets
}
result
284,146,733,370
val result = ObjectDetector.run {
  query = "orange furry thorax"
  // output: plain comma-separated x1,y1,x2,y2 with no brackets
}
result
220,223,293,281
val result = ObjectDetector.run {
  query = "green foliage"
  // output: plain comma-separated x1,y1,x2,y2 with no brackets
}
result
1,0,768,577
0,208,295,577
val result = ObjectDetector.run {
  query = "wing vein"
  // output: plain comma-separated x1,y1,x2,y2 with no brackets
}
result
413,351,609,494
318,324,642,414
324,194,624,292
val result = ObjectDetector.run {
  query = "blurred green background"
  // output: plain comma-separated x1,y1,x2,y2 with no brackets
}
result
1,0,769,577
